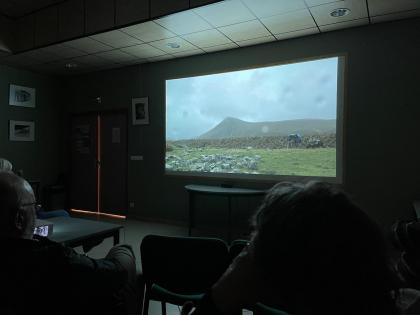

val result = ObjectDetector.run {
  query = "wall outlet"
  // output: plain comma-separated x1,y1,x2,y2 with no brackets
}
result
129,202,135,208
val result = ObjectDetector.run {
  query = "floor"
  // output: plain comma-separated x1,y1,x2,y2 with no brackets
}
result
72,215,252,315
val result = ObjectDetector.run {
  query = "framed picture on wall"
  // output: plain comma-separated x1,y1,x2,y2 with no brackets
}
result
9,84,36,108
132,97,149,125
9,120,35,142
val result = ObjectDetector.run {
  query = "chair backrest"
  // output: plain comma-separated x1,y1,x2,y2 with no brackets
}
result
228,239,249,263
252,303,291,315
140,234,230,294
392,221,420,255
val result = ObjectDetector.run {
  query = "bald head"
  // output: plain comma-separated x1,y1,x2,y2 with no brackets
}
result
0,171,36,239
0,158,13,172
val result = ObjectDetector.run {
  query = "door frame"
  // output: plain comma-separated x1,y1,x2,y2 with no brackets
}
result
69,109,129,218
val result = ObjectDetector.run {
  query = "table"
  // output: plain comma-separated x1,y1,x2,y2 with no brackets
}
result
48,216,123,252
185,184,266,242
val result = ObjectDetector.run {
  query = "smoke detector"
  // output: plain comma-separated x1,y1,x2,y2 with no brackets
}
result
167,42,180,49
330,8,351,17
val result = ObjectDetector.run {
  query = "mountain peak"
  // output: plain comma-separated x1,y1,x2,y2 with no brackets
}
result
198,117,336,139
220,116,243,123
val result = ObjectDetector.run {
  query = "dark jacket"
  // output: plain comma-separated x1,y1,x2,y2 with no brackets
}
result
0,235,127,315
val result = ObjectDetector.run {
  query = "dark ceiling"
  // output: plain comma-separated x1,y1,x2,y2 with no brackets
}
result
0,0,64,18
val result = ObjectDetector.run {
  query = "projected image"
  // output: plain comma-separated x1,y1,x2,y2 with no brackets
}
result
166,57,340,178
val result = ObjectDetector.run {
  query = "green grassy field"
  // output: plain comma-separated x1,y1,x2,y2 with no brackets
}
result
167,147,336,177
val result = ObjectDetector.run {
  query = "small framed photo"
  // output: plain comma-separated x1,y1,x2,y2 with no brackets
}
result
9,120,35,142
132,97,149,125
9,84,36,108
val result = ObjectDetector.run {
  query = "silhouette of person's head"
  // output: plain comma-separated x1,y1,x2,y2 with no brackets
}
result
251,181,397,315
0,171,36,239
0,158,13,172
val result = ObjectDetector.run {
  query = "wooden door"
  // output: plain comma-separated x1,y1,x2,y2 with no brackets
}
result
99,112,128,216
70,114,98,212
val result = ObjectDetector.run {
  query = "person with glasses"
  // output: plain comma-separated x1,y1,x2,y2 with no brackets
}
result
0,157,69,220
0,171,139,315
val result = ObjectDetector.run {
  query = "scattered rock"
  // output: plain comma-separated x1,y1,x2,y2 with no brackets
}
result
165,153,262,173
169,133,336,150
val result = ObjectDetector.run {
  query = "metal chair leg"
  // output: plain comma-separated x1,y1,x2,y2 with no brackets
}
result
142,286,149,315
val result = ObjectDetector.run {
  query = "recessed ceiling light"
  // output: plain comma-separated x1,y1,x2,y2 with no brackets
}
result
167,42,180,49
65,62,78,69
330,8,351,17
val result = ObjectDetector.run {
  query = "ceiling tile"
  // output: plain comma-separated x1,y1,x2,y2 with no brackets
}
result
319,17,368,31
147,55,174,62
274,27,319,40
71,55,112,66
149,37,199,54
194,0,255,27
121,21,176,43
236,35,276,47
219,20,272,42
90,30,143,48
371,9,420,23
368,0,420,16
117,59,145,66
121,44,167,58
310,0,368,26
202,42,239,52
155,10,212,35
304,0,344,6
95,63,125,71
0,54,39,66
95,50,138,62
261,9,316,34
172,49,205,58
182,29,233,48
63,37,113,54
18,50,62,64
40,44,86,58
242,0,307,18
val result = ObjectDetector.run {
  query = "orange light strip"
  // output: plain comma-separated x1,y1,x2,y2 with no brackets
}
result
99,212,126,219
70,209,126,220
97,115,101,214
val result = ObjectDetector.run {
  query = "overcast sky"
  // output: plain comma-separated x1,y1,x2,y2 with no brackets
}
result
166,57,338,140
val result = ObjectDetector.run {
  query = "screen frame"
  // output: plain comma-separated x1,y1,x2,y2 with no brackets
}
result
164,54,346,184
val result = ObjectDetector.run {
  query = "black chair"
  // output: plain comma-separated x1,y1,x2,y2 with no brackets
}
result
140,234,230,315
228,239,291,315
391,220,420,289
228,239,249,263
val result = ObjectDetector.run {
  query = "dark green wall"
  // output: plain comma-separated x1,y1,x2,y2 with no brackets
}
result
0,65,64,199
66,17,420,228
0,16,14,54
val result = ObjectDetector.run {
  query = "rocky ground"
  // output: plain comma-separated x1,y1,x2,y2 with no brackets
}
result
166,152,261,173
166,134,336,174
167,134,336,150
